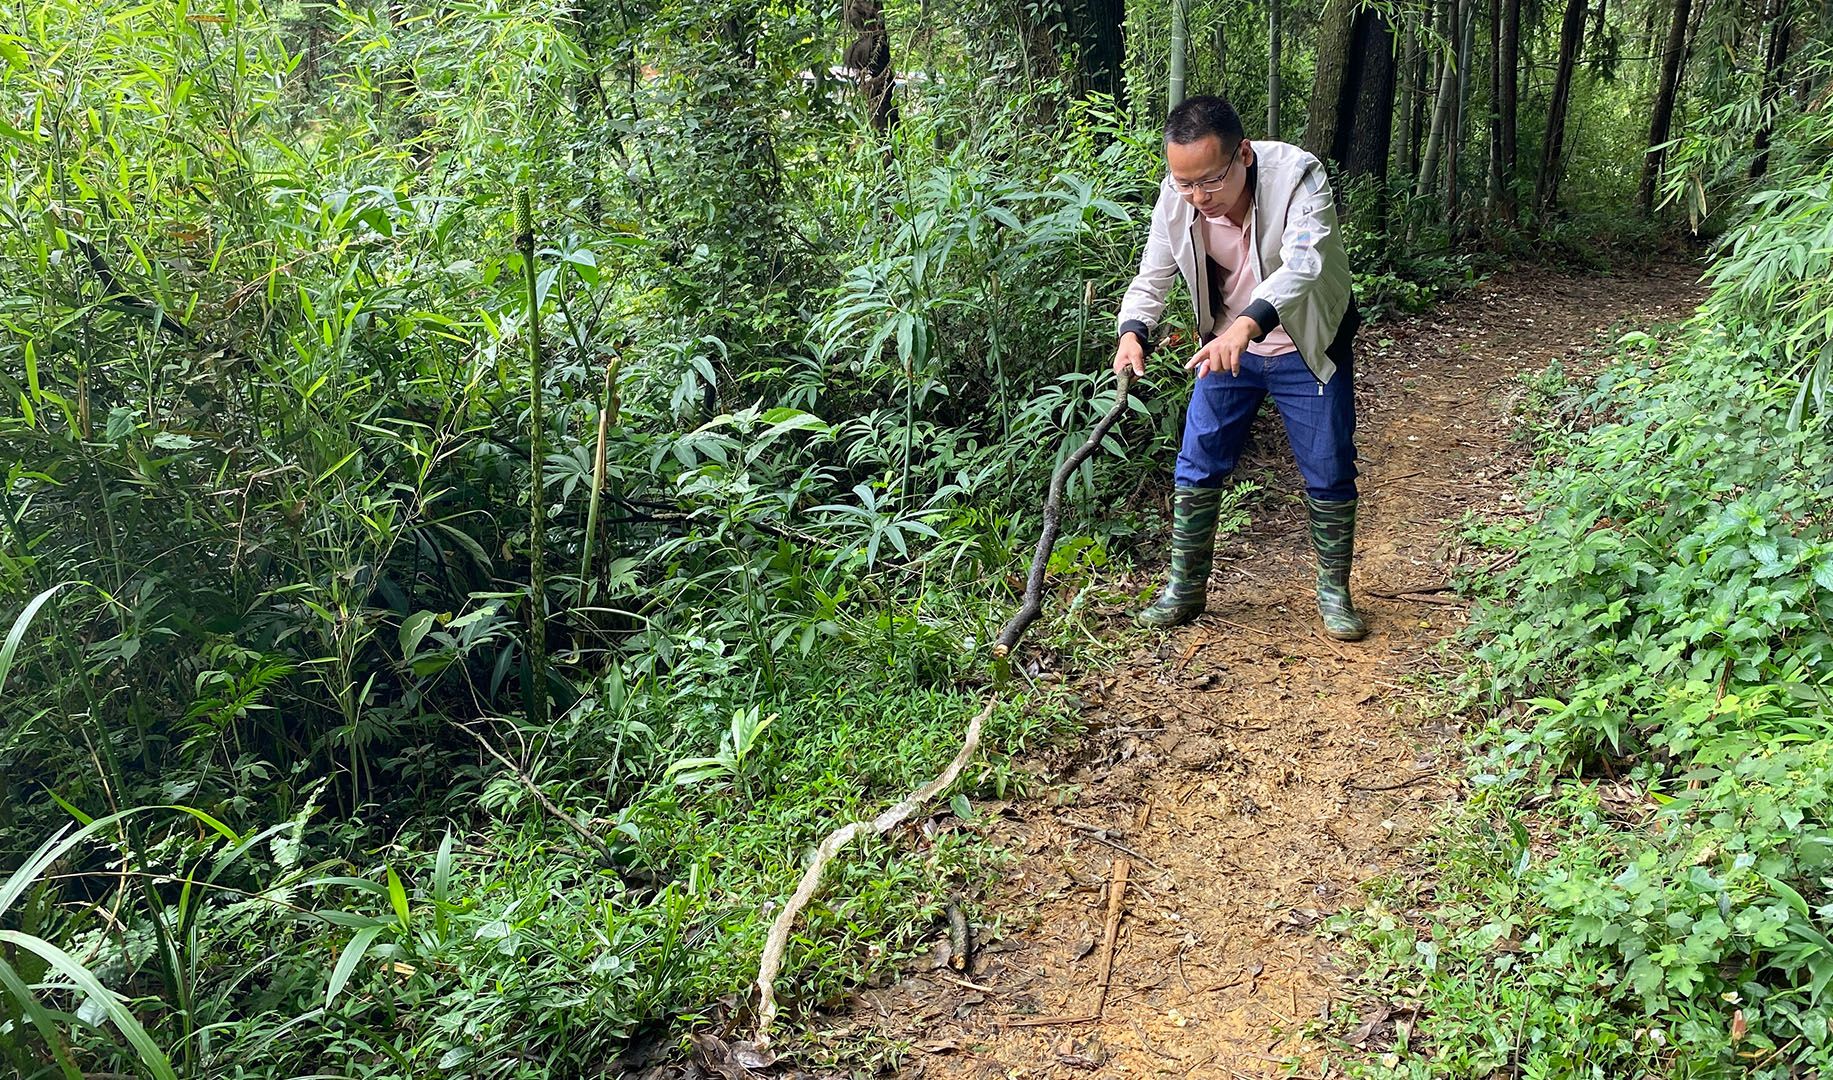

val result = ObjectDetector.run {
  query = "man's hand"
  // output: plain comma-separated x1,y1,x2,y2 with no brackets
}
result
1186,315,1261,378
1113,333,1146,379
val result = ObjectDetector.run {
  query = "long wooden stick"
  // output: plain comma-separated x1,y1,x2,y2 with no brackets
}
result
994,373,1134,656
1001,857,1131,1028
579,353,621,585
753,698,995,1045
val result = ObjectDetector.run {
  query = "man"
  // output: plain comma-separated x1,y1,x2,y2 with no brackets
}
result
1114,95,1367,641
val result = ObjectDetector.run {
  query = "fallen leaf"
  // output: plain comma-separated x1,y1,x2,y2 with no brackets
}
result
1347,1003,1393,1047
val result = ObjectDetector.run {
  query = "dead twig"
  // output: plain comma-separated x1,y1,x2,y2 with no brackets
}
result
1061,821,1161,869
452,720,618,867
1345,769,1442,793
753,698,994,1045
1310,630,1352,662
994,374,1133,656
1001,857,1130,1028
936,973,1006,994
1367,583,1452,598
1387,591,1467,606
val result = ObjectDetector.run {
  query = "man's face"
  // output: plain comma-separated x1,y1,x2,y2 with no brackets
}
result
1166,134,1253,218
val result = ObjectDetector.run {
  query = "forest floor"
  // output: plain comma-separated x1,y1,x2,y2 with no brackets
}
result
804,262,1705,1078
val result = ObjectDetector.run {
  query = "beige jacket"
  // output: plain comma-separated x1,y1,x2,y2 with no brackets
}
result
1117,140,1357,384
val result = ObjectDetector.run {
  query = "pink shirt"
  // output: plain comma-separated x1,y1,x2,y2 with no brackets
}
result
1200,211,1298,357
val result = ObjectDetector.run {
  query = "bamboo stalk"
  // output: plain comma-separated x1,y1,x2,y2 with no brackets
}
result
1267,0,1282,137
1169,0,1189,107
515,191,549,730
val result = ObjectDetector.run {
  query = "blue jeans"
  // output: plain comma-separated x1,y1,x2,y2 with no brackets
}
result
1174,350,1359,501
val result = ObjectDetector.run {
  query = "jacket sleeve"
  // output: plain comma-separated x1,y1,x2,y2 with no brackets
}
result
1244,162,1340,333
1115,186,1182,352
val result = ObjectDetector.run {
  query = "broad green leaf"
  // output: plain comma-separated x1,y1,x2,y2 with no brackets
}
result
399,610,437,660
325,924,386,1009
386,865,410,928
1,582,72,697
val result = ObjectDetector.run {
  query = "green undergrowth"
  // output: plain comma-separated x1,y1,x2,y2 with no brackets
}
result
1333,110,1833,1077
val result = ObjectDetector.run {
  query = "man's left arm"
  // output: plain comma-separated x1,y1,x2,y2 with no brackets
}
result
1240,162,1340,338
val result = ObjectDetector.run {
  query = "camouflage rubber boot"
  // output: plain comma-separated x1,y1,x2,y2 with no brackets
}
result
1137,486,1224,629
1306,495,1370,642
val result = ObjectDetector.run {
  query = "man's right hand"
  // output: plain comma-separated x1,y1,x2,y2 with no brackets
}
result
1113,333,1146,379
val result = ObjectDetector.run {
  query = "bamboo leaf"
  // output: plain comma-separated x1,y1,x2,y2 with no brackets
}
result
0,582,72,697
386,865,410,929
0,955,84,1080
325,924,386,1009
0,931,177,1080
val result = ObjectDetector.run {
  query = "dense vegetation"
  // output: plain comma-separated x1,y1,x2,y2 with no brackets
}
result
1347,72,1833,1078
0,0,1827,1074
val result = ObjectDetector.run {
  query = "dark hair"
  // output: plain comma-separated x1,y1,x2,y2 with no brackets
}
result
1164,96,1245,151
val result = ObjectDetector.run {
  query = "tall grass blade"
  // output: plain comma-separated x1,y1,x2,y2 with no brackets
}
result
0,582,72,697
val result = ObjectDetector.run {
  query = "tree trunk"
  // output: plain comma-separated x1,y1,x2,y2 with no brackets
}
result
1415,0,1461,200
1332,6,1397,229
1214,18,1228,98
1398,20,1420,177
1638,0,1692,214
1065,0,1128,108
1170,0,1189,107
1487,0,1504,218
1446,0,1476,232
1535,0,1588,217
1341,10,1397,173
1499,0,1519,222
1267,0,1282,136
844,0,897,133
1750,0,1794,178
1303,0,1358,159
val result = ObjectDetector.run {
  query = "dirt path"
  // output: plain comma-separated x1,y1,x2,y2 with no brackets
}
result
810,264,1704,1078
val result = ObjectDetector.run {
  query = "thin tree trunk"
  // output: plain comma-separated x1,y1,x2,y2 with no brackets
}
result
1535,0,1589,217
1268,0,1282,136
1750,0,1794,178
1304,0,1358,159
515,192,549,732
1591,0,1608,45
1499,0,1519,221
1412,8,1435,177
844,0,897,133
1488,0,1504,219
1398,20,1420,176
1065,0,1129,108
1170,0,1189,107
1214,18,1228,98
1416,0,1462,200
1638,0,1692,214
1446,0,1476,232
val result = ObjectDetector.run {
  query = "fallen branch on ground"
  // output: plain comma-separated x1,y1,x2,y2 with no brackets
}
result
1367,583,1452,597
994,373,1134,657
752,697,995,1046
1001,857,1131,1027
452,720,618,867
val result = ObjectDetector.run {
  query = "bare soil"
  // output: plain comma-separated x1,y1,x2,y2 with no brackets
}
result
806,263,1705,1079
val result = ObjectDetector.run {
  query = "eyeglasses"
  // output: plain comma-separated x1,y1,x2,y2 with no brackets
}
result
1169,145,1241,196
